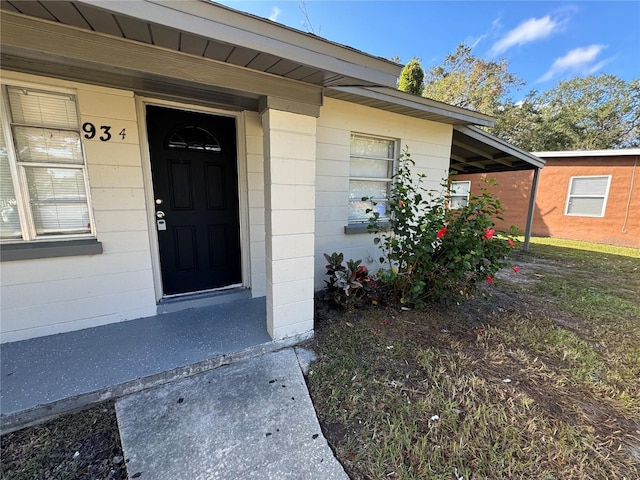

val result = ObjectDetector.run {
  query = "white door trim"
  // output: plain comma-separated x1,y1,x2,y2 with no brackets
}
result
135,96,251,302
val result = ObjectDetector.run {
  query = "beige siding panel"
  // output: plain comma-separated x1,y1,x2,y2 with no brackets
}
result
314,97,453,290
87,165,145,188
316,158,350,177
77,90,137,120
91,188,146,211
316,175,349,192
2,270,154,309
93,209,149,233
316,191,348,207
98,231,153,254
2,251,153,286
2,287,156,334
243,112,266,298
248,189,265,209
83,142,144,167
2,305,156,343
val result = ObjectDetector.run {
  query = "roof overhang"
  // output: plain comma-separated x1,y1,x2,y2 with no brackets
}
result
451,126,545,173
325,86,495,126
1,0,401,89
533,148,640,158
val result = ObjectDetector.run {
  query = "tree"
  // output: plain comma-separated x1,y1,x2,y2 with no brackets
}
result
398,58,424,95
422,43,523,116
498,75,640,151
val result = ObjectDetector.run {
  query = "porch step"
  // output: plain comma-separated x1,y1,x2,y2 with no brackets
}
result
1,298,311,434
116,348,349,480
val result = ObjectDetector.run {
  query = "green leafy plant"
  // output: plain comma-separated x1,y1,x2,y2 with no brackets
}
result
367,147,516,305
324,252,377,308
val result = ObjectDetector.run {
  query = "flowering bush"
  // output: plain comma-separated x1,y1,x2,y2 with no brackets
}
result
323,252,377,308
366,147,516,305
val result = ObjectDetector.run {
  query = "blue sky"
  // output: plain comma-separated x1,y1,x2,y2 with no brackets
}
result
217,1,639,98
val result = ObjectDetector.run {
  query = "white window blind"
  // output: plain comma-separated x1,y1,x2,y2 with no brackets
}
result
565,176,611,217
349,134,395,223
1,84,92,240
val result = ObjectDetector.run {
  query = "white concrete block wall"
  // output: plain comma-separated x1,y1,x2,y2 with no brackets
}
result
0,72,156,343
262,109,316,340
244,111,267,297
314,97,453,289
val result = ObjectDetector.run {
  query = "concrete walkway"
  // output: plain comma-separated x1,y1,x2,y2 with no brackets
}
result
116,348,349,480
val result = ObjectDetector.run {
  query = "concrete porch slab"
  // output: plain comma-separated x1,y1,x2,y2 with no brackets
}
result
116,348,348,480
0,297,293,433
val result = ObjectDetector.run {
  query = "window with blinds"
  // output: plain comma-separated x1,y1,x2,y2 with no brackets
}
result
564,175,611,217
349,133,396,223
0,84,93,240
449,181,471,209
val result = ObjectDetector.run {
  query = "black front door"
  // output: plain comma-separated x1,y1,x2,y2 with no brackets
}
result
146,106,241,295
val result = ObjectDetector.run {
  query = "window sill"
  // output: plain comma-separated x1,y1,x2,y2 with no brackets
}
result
344,222,391,235
0,238,103,262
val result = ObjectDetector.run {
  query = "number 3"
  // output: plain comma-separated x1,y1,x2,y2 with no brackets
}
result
99,125,111,142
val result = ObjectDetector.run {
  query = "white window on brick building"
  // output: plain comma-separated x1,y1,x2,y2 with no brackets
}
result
348,133,396,223
0,84,94,241
564,175,611,217
449,180,471,209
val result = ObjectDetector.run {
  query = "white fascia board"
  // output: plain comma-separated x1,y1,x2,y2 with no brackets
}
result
77,0,401,88
455,125,546,169
329,86,495,126
533,149,640,158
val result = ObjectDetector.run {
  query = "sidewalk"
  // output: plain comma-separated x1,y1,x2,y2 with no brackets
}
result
116,348,349,480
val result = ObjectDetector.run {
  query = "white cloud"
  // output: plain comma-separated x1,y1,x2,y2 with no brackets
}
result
538,45,608,82
489,15,564,55
467,17,501,50
269,6,280,22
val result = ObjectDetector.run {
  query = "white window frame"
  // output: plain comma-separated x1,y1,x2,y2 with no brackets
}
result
449,180,471,209
348,132,397,224
0,81,95,242
564,175,612,218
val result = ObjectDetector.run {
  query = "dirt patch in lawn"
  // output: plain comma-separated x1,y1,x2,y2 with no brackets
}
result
0,402,126,480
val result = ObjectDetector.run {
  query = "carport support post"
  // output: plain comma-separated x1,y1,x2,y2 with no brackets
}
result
523,167,540,253
261,107,317,340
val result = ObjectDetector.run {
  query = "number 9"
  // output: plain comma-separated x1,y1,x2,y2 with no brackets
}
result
82,122,96,139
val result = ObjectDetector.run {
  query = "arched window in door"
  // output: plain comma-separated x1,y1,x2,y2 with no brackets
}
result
167,125,222,152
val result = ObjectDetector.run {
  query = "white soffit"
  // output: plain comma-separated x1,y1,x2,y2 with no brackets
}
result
24,0,401,89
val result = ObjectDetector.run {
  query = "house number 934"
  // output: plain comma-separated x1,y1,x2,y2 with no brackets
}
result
82,122,126,141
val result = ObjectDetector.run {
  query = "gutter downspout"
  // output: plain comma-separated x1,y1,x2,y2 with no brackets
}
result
523,167,540,253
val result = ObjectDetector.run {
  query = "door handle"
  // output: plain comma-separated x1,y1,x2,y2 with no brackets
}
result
156,211,165,219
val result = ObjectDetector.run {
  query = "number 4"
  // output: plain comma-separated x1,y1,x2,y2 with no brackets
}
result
119,128,126,140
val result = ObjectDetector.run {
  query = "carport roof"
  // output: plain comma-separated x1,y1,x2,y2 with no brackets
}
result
451,125,545,173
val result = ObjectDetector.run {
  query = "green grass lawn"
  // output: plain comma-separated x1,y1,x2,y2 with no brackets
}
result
308,239,640,479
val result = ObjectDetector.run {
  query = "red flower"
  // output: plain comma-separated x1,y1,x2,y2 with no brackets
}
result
508,239,515,247
482,228,495,241
512,266,520,273
357,265,367,273
437,227,447,239
398,200,405,207
485,275,494,283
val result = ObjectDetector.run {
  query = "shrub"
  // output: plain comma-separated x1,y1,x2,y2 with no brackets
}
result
366,147,516,305
323,252,377,308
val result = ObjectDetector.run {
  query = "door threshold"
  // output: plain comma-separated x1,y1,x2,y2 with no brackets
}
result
157,286,252,314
